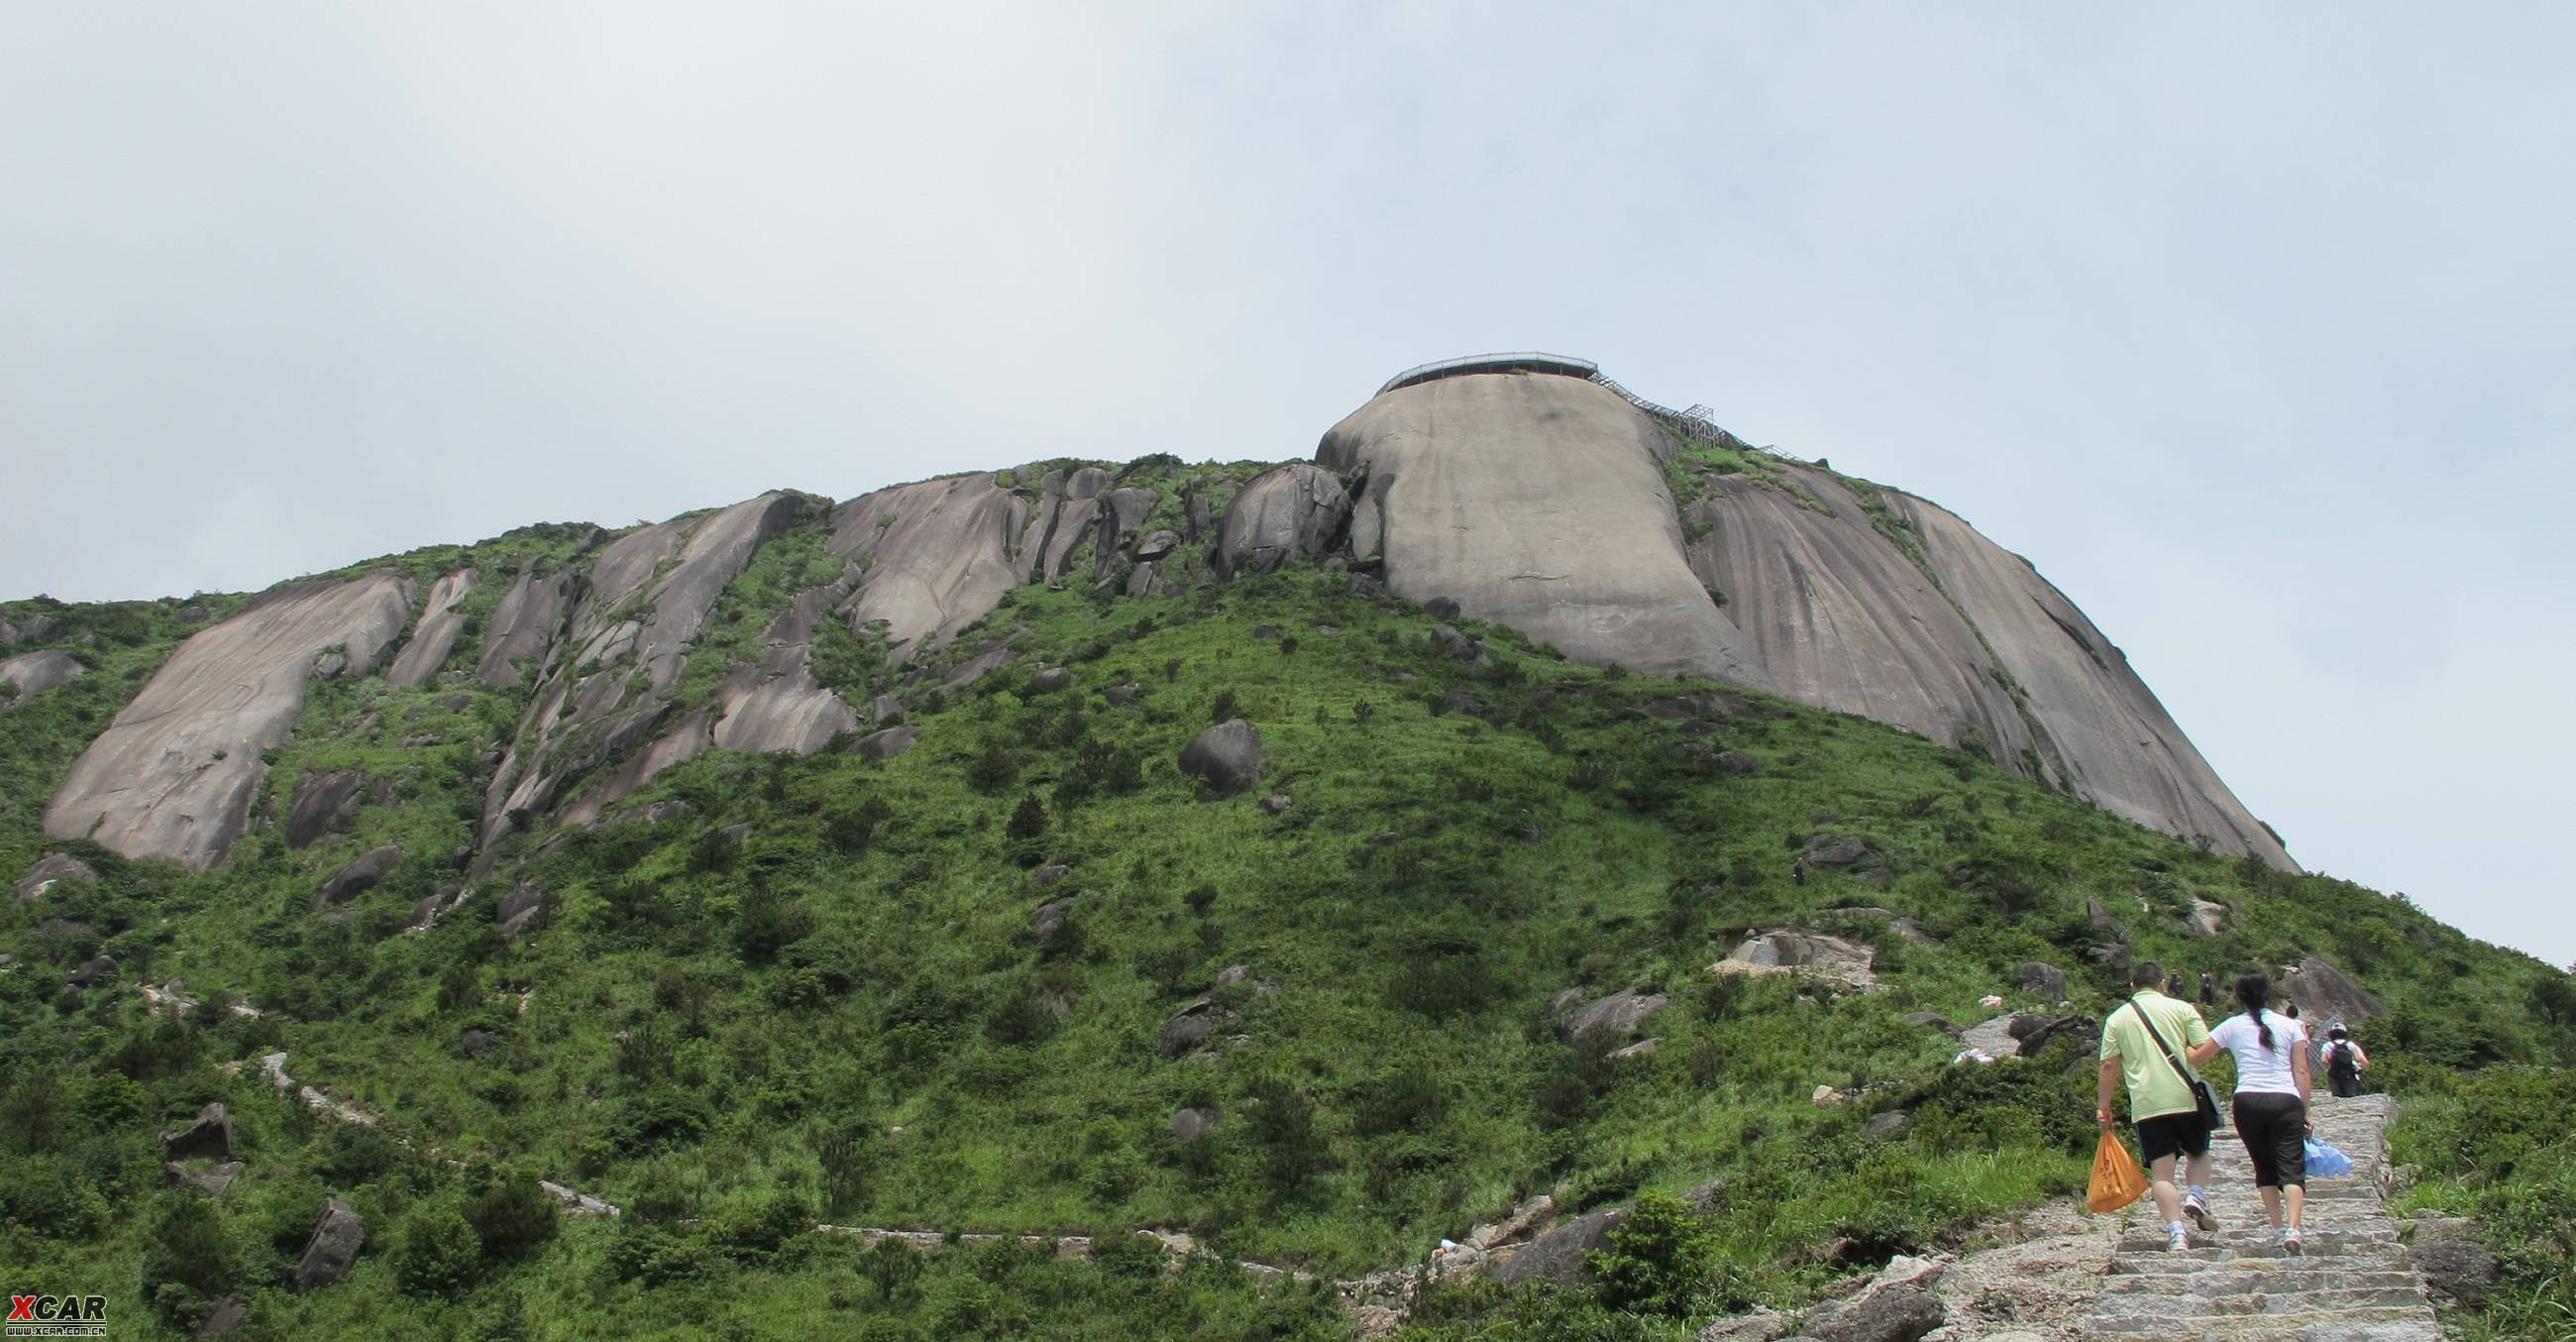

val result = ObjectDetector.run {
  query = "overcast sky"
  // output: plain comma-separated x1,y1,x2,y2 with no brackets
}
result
5,5,2569,967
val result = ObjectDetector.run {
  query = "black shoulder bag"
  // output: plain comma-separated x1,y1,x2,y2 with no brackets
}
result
2125,999,2222,1128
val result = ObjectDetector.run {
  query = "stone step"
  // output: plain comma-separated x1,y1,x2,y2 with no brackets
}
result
2084,1302,2438,1337
2102,1268,2423,1297
2092,1284,2432,1319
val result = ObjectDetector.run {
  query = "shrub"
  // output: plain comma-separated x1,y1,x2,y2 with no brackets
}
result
735,888,816,959
1589,1190,1719,1315
1353,1066,1448,1137
394,1199,483,1294
966,744,1020,792
141,1193,240,1323
313,1121,404,1185
466,1172,560,1259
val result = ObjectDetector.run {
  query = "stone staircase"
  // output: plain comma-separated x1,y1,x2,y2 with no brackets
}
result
2083,1093,2440,1341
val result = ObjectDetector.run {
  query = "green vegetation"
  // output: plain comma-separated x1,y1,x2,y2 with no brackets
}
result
3,486,2570,1338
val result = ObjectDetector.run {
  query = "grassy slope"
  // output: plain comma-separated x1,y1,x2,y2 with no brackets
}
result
3,474,2570,1341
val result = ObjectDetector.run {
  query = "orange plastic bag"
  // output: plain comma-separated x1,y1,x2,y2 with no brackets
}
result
2088,1130,2148,1213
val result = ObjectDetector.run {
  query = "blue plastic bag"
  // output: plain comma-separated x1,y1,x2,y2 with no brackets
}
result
2305,1137,2354,1178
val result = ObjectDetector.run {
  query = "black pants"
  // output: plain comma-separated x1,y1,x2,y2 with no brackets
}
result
2329,1071,2361,1098
2233,1091,2308,1189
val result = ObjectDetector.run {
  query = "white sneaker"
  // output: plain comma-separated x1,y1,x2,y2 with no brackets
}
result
2167,1223,2191,1252
2281,1226,2303,1256
2183,1195,2219,1232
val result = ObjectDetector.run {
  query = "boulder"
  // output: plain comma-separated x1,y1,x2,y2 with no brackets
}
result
461,1029,501,1058
1900,1012,1955,1035
1422,597,1462,619
1488,1205,1627,1286
1794,1256,1945,1342
161,1102,234,1161
1553,988,1668,1045
1467,1194,1556,1251
2016,961,2068,1000
2408,1240,2500,1307
1429,625,1481,660
1027,667,1075,693
1258,793,1293,816
1712,750,1763,775
1102,683,1140,706
294,1196,367,1291
2185,897,2227,938
1698,1312,1792,1341
166,1160,245,1197
1862,1111,1910,1140
1803,836,1887,871
284,769,366,848
1133,529,1181,562
853,726,916,760
2281,955,2387,1023
311,845,400,910
66,954,116,987
1609,1038,1662,1062
0,648,83,707
16,852,97,902
1158,999,1226,1058
1034,863,1071,887
1031,896,1076,941
1960,1015,2031,1059
1714,930,1878,990
197,1298,248,1336
497,882,546,938
1345,573,1385,598
1170,1107,1221,1142
1215,463,1350,579
1178,720,1263,798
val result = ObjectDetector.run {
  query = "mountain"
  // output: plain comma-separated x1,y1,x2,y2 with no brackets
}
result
2,357,2563,1339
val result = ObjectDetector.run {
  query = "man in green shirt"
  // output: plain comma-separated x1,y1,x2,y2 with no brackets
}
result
2097,960,2219,1250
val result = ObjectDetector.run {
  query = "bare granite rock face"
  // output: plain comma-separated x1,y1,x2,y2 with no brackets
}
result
830,474,1026,656
708,581,860,754
285,770,367,848
385,568,477,686
294,1197,367,1290
45,574,412,869
477,565,573,688
1319,374,1774,686
1215,464,1349,579
16,852,97,902
0,648,83,707
480,495,802,850
1893,493,2291,866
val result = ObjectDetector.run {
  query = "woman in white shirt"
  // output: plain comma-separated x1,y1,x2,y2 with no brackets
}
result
2188,969,2313,1253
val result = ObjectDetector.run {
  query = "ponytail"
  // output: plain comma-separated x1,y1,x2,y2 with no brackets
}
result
2233,970,2275,1050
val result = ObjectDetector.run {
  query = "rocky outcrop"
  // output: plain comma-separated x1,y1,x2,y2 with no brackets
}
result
477,565,572,688
44,574,412,869
1216,464,1349,579
294,1197,367,1290
16,853,96,902
708,582,860,754
2282,955,2387,1023
831,474,1026,654
1551,987,1668,1045
1178,720,1263,797
480,495,802,849
385,568,476,686
161,1102,234,1161
1320,374,1773,685
0,648,82,707
1893,493,2290,866
853,726,916,760
1713,930,1878,990
285,770,367,848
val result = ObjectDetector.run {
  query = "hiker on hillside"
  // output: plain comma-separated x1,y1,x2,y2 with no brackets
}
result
1792,856,1807,887
2098,960,2221,1251
2322,1024,2370,1097
2188,970,2311,1254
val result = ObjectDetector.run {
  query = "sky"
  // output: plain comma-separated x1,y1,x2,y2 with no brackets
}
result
4,4,2570,966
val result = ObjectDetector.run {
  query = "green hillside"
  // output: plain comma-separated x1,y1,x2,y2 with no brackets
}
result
4,465,2570,1340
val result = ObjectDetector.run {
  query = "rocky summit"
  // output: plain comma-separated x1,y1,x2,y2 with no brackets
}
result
40,358,2279,873
3,355,2562,1340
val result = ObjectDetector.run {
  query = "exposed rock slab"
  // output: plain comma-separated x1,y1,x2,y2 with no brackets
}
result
385,568,477,686
1687,466,2024,758
477,566,572,688
1319,374,1771,685
709,582,860,754
831,475,1026,655
284,769,367,848
1894,492,2292,867
0,648,82,707
294,1196,367,1290
44,574,412,869
312,845,400,909
2282,955,2388,1023
1713,930,1878,990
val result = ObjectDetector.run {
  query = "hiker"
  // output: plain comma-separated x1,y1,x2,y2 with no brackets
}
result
2098,960,2221,1250
1792,856,1806,887
2322,1024,2369,1097
2198,971,2217,1006
2189,971,2311,1254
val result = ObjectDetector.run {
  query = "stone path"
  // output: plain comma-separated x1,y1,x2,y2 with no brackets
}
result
2083,1093,2440,1341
